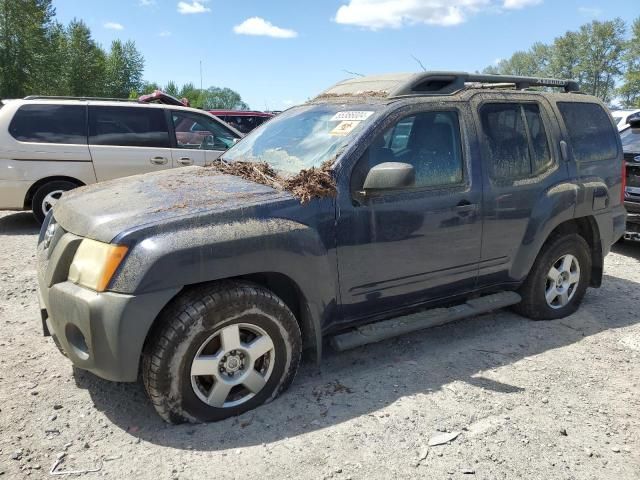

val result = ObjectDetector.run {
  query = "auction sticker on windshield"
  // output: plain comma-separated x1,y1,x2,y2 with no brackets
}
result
330,120,361,136
330,111,375,122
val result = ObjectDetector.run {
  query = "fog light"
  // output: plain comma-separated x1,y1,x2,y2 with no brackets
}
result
65,324,89,360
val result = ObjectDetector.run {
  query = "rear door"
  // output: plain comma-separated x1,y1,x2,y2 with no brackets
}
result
88,105,172,181
169,110,240,166
474,96,566,287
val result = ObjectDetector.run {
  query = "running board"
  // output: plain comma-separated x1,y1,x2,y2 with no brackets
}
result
331,291,522,351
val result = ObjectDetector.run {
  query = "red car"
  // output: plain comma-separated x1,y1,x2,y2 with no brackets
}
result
208,110,274,134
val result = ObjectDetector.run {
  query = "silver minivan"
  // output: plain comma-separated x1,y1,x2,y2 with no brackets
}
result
0,98,242,222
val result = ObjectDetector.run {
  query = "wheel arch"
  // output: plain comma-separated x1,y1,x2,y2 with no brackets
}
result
24,176,85,209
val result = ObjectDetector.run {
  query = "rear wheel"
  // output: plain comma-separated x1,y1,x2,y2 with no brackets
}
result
142,281,302,423
31,180,77,223
514,234,591,320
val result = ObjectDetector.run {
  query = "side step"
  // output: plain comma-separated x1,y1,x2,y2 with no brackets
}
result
331,291,522,351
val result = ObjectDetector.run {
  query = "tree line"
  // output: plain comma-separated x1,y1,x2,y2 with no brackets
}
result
0,0,249,109
483,17,640,107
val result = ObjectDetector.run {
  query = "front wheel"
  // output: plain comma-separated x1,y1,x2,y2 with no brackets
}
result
514,234,591,320
142,281,302,423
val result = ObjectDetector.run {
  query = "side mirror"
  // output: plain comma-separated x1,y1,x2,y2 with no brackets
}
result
629,117,640,129
363,162,415,191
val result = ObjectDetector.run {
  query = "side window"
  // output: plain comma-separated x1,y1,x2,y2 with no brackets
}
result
557,102,618,162
480,103,552,180
9,104,87,144
171,111,238,150
523,104,552,174
353,111,464,190
89,106,170,148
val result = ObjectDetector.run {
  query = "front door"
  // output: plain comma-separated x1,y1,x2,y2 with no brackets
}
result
169,110,239,167
336,107,483,322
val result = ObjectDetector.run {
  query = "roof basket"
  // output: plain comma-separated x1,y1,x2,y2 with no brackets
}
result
316,71,580,100
390,72,580,97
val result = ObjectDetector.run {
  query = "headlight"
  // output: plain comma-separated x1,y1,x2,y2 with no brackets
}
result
68,239,128,292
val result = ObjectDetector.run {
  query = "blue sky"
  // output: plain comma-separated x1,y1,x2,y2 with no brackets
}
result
52,0,638,110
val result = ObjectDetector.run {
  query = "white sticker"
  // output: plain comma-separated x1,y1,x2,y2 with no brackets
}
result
330,120,361,136
330,111,374,122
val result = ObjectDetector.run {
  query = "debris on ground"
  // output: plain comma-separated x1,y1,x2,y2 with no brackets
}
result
428,431,461,446
207,159,337,204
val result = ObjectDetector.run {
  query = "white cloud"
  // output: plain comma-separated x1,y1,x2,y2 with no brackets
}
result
334,0,543,29
159,30,172,37
578,6,602,17
139,0,156,6
334,0,492,29
104,22,124,30
503,0,542,9
233,17,298,38
177,1,210,14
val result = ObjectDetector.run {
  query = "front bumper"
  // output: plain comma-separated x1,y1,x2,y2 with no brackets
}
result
37,217,180,382
40,281,179,382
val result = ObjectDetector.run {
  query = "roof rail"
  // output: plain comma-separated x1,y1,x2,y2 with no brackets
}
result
316,71,581,100
23,95,135,102
389,72,580,97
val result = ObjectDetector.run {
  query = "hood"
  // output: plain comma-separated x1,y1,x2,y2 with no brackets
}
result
53,166,293,243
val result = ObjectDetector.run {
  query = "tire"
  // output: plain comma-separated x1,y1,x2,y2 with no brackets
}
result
142,281,302,424
513,234,591,320
31,180,78,223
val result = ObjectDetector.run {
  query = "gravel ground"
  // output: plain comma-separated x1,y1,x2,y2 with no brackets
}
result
0,210,639,480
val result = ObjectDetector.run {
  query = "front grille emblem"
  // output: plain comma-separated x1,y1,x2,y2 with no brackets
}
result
635,155,640,162
43,222,56,249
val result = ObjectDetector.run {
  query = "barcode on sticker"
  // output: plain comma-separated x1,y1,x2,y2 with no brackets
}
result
330,111,374,122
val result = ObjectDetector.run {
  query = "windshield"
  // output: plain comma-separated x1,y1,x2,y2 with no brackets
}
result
621,126,640,152
221,104,380,176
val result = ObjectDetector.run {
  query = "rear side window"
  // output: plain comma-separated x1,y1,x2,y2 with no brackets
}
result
557,102,618,162
480,103,552,180
9,104,87,144
89,106,170,148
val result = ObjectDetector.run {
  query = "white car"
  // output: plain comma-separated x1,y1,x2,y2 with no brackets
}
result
0,97,242,222
612,109,640,131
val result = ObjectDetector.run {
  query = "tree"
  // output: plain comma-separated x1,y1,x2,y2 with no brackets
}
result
65,19,105,96
619,17,640,107
104,39,144,98
164,80,179,97
577,18,626,102
0,0,55,97
200,87,249,110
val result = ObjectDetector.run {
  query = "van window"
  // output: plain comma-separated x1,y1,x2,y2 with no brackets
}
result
89,106,170,148
171,111,238,150
557,102,618,162
9,104,87,144
480,103,552,179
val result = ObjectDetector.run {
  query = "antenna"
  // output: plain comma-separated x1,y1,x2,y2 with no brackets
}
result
199,60,203,92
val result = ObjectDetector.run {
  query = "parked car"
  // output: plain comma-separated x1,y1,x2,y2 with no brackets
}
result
208,110,274,134
612,109,640,132
0,97,242,222
37,72,625,423
621,118,640,237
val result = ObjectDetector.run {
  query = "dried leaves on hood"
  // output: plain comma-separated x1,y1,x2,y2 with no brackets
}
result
209,159,336,204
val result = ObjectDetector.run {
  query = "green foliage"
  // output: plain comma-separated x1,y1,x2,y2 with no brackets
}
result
0,5,250,109
484,17,639,106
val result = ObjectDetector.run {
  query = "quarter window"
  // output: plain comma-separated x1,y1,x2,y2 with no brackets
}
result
9,104,87,144
557,102,618,162
89,106,170,148
480,103,552,179
354,111,464,190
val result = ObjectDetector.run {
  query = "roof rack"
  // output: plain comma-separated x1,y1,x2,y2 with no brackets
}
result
317,71,580,99
23,95,135,102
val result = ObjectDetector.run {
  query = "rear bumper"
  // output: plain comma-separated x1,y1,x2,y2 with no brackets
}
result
39,280,180,382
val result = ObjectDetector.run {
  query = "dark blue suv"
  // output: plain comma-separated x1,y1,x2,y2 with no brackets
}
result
37,72,626,423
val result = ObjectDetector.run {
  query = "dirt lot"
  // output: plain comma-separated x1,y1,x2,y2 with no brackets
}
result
0,210,638,480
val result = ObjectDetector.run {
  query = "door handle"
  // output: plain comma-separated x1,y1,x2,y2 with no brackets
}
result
560,140,569,162
177,157,193,166
150,156,168,165
455,200,477,215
